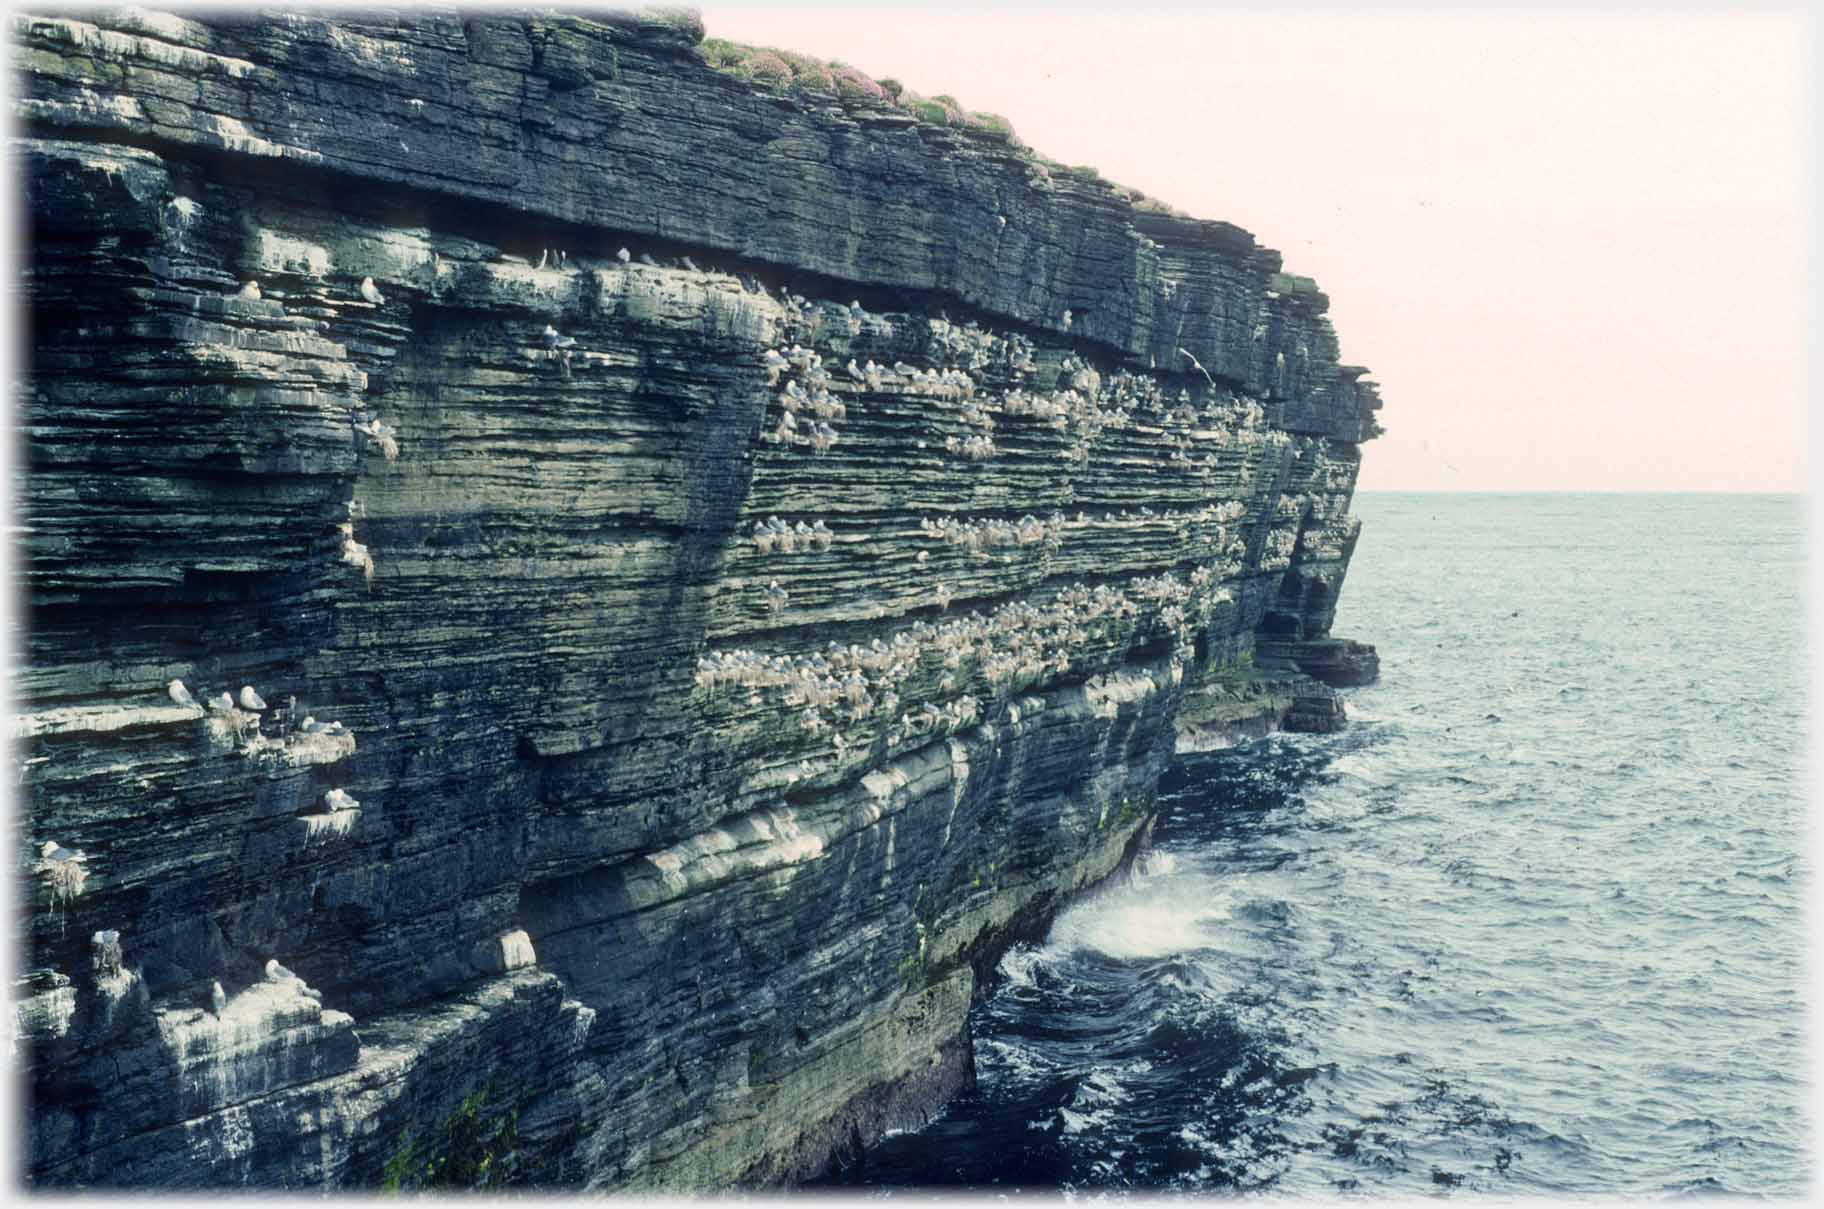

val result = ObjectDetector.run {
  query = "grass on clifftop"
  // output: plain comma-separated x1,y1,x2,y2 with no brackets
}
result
693,31,1195,220
634,8,1197,220
696,35,1025,143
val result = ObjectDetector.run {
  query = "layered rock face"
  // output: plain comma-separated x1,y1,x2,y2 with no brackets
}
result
12,8,1381,1189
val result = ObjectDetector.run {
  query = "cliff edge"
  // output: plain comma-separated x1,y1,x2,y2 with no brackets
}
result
12,7,1381,1188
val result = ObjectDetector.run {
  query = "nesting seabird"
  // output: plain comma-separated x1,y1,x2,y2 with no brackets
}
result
359,277,386,305
40,840,80,863
264,958,298,982
638,253,659,266
90,929,123,977
681,255,699,272
543,324,577,350
239,686,267,711
323,788,360,812
617,247,632,263
167,679,198,709
536,248,549,270
1062,308,1073,330
206,692,235,714
210,980,227,1015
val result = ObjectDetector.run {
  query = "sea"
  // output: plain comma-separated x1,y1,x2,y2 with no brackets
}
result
821,492,1812,1196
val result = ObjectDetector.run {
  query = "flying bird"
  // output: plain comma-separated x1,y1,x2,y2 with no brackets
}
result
359,277,386,305
239,686,267,711
167,679,198,709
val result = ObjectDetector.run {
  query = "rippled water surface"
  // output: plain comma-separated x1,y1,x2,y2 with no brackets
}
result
826,493,1810,1195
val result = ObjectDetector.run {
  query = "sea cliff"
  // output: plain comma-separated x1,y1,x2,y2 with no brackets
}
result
13,7,1380,1187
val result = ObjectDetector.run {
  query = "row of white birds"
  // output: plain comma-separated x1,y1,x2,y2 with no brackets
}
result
235,275,387,306
751,516,834,555
743,491,1332,621
760,325,1311,481
920,512,1064,555
928,316,1038,376
166,678,353,744
750,500,1258,574
701,563,1249,761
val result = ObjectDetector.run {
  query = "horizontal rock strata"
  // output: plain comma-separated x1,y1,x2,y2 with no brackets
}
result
14,6,1380,1189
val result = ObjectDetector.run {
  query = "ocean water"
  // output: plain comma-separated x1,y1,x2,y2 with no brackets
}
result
823,492,1811,1195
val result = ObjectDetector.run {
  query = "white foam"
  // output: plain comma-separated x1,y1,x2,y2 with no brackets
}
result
1133,849,1178,879
1048,879,1233,961
1056,1104,1112,1136
998,943,1046,989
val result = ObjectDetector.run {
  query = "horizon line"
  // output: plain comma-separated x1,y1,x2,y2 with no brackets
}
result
1354,488,1807,496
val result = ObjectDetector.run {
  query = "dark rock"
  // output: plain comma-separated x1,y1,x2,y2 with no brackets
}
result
12,6,1382,1190
1282,684,1348,734
1289,637,1382,687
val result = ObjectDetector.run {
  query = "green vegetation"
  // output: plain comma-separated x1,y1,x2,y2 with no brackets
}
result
966,111,1021,145
379,1083,522,1192
1132,194,1191,218
638,6,706,43
895,949,924,994
689,21,1193,218
693,35,1006,143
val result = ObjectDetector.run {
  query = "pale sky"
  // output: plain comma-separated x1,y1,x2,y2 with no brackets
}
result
703,4,1811,493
